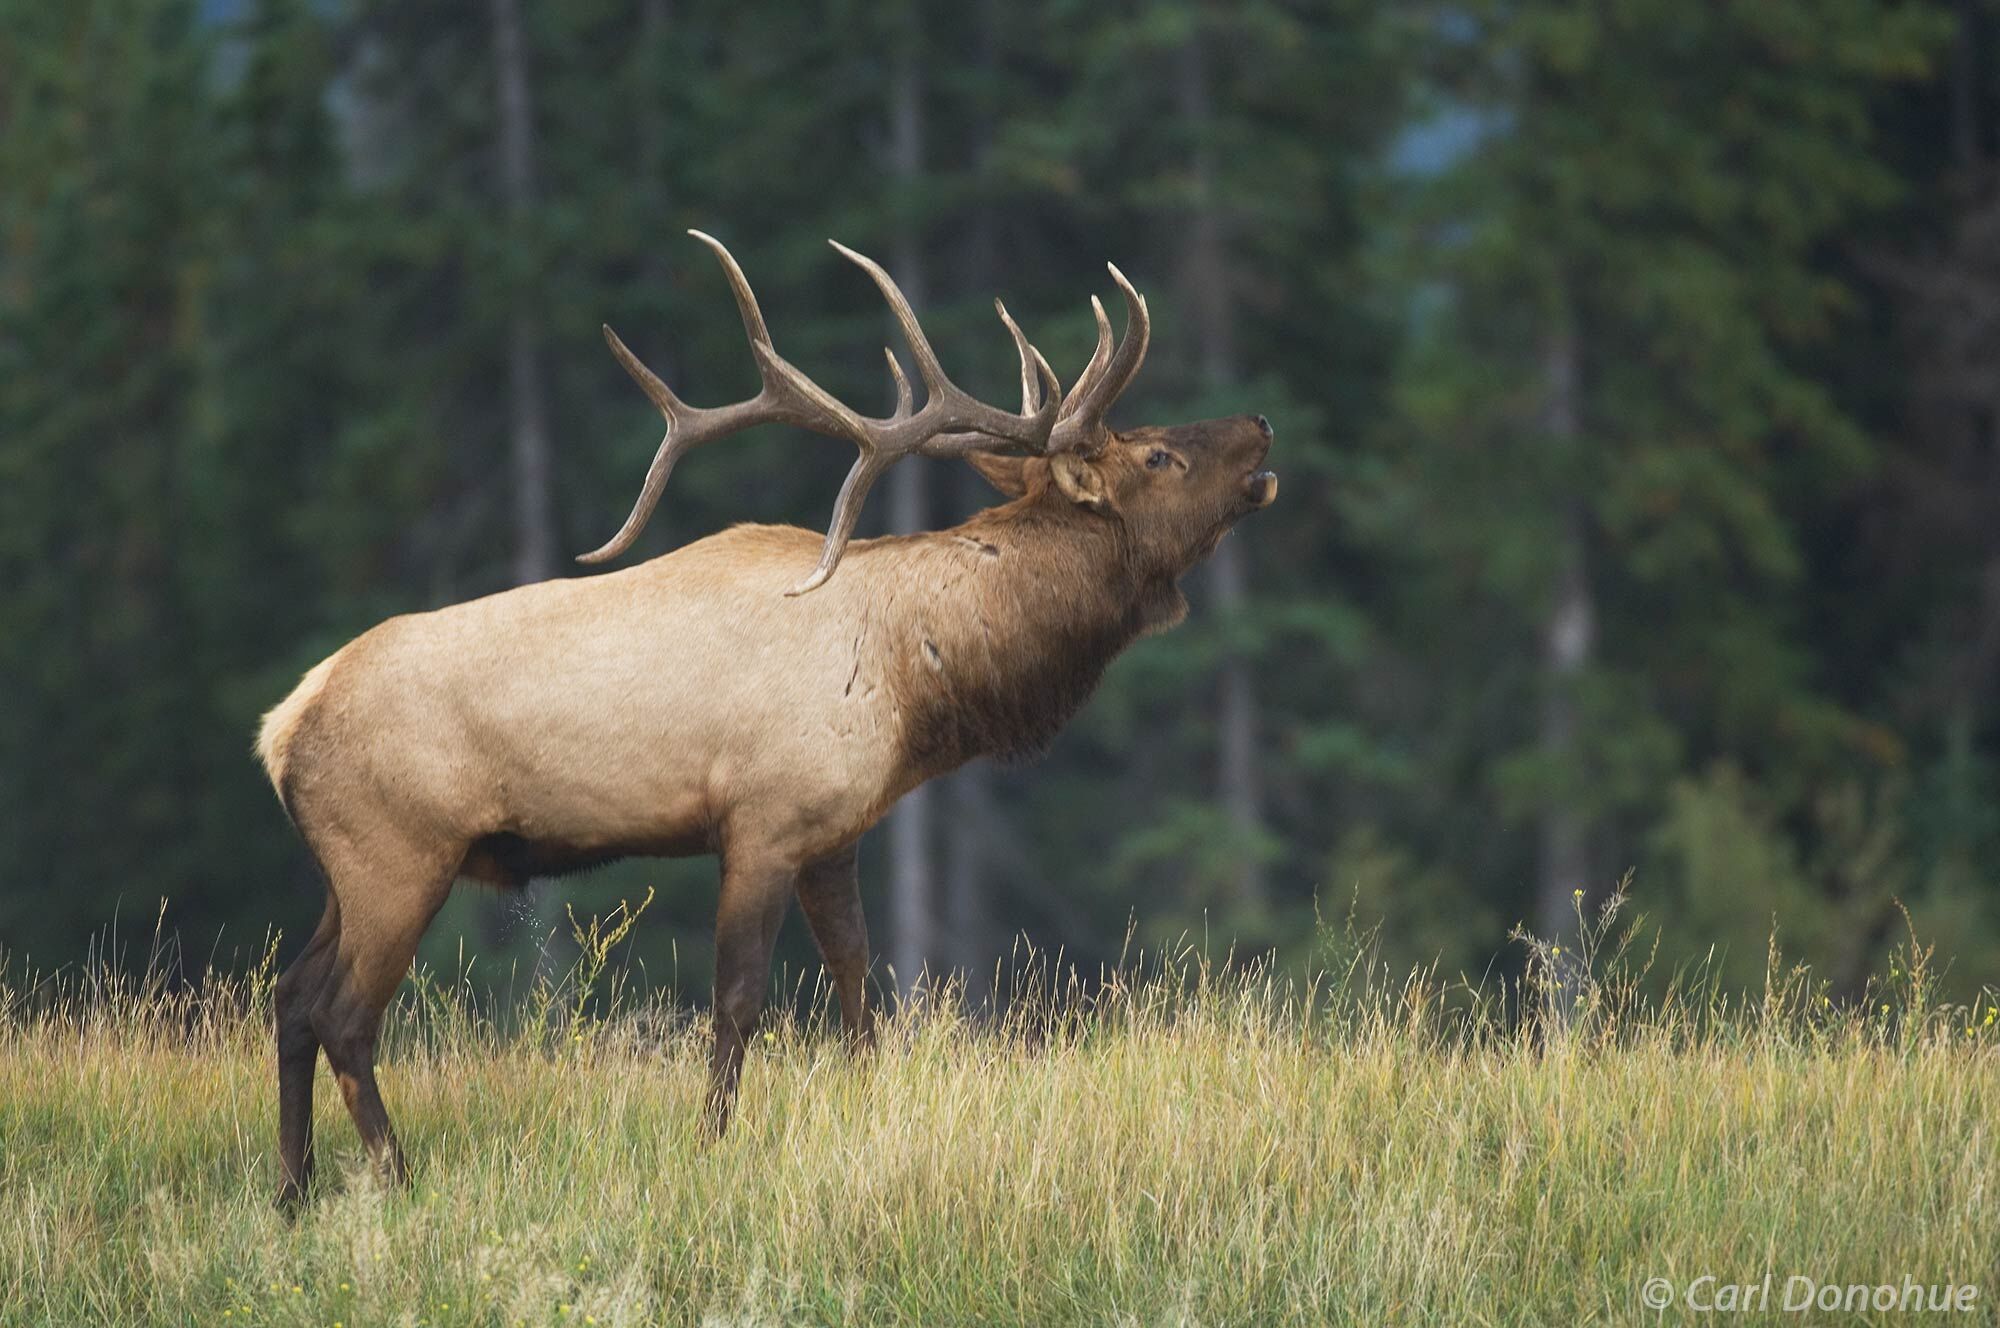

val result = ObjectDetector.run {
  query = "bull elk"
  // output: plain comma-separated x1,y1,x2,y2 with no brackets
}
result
258,231,1277,1210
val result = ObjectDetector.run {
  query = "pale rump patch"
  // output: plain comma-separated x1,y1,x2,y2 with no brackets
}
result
256,653,339,793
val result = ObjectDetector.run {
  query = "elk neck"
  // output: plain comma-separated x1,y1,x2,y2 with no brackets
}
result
871,491,1167,778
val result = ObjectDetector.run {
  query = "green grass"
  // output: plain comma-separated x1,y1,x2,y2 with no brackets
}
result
2,897,1997,1326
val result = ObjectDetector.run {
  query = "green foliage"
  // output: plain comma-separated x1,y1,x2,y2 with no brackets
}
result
1645,765,1830,991
1,0,1997,999
1323,824,1496,978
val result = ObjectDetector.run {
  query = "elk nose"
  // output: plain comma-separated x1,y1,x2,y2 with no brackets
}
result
1254,414,1273,439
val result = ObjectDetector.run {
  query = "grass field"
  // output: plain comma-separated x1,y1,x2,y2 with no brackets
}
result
2,897,1997,1326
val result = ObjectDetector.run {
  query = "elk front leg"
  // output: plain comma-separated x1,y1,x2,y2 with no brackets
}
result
706,850,793,1137
796,843,875,1047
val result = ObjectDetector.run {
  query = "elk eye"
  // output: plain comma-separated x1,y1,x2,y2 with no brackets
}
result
1146,449,1173,470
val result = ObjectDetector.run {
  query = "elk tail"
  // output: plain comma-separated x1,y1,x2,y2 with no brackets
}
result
256,655,338,796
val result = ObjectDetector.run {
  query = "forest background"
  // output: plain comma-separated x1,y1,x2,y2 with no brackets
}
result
5,0,1996,1005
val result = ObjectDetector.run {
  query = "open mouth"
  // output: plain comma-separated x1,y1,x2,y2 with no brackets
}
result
1244,470,1279,509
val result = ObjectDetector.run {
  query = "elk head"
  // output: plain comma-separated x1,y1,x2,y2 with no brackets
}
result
962,270,1278,624
969,417,1279,604
579,232,1277,594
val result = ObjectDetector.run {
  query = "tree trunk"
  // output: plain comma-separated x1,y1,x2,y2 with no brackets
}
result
1942,0,1996,733
1950,0,1978,171
1534,321,1593,948
1177,26,1267,909
492,0,556,588
937,0,1005,1005
637,0,674,224
488,0,556,958
883,10,935,995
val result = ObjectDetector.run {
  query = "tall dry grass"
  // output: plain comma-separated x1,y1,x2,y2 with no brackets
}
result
1,892,1995,1326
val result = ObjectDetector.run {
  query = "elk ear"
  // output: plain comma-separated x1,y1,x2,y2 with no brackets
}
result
965,452,1030,497
1048,452,1110,511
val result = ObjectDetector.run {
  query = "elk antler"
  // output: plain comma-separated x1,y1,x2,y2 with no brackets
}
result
583,230,1063,594
932,262,1152,460
1048,263,1150,456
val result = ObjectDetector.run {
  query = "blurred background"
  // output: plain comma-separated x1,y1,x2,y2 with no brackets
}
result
3,0,1996,1002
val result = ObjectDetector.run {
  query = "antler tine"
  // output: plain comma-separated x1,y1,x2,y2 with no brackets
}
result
785,450,894,597
829,240,949,396
1050,262,1151,455
579,325,698,564
1005,307,1063,427
994,299,1041,413
603,323,687,421
1059,296,1115,418
1031,346,1059,409
1102,261,1152,387
687,228,773,349
883,347,913,420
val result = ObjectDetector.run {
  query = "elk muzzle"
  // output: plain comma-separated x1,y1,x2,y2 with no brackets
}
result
1242,415,1278,509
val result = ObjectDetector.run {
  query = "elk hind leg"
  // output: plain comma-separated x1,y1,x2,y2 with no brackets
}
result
310,843,456,1187
274,899,339,1214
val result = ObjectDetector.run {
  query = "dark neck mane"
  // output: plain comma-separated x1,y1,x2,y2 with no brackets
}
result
874,494,1160,774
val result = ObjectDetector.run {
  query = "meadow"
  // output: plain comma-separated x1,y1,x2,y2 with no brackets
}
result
2,896,1996,1327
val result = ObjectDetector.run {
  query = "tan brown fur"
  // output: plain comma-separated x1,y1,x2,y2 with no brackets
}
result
256,654,337,796
261,414,1275,1212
